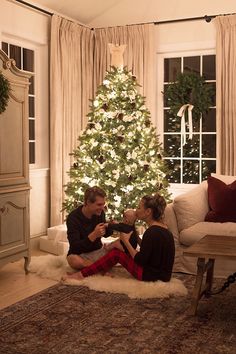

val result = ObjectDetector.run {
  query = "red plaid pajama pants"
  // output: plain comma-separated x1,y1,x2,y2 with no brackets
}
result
81,248,143,280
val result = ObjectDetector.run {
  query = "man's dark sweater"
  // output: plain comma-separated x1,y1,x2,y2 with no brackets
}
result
66,205,112,256
134,225,175,282
106,223,138,253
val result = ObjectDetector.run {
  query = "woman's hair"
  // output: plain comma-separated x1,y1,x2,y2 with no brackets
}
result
84,186,106,204
142,193,167,221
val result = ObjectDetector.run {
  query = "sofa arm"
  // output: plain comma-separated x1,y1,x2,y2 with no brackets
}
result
164,203,180,245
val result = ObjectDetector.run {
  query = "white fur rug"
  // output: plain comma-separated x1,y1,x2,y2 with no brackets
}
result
29,254,188,299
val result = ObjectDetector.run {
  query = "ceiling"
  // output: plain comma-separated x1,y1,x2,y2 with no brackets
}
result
16,0,236,28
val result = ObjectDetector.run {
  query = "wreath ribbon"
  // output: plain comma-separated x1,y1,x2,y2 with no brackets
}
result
177,104,194,146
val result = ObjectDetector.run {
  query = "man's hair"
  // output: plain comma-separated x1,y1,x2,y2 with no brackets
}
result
84,186,106,204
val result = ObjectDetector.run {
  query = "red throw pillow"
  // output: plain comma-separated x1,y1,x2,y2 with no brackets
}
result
205,176,236,222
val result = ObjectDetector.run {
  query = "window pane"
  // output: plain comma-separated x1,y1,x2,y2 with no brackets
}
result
202,108,216,132
29,75,35,95
205,82,216,106
164,110,181,132
29,119,35,140
29,96,35,117
10,44,21,69
202,160,216,181
1,42,8,55
165,159,181,183
203,55,215,80
183,134,200,157
183,160,199,184
29,142,35,164
164,58,181,82
202,134,216,158
23,48,34,72
163,84,172,107
164,135,181,157
192,118,200,132
183,56,200,74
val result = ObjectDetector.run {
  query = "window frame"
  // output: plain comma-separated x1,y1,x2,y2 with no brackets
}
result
1,38,37,166
156,49,216,193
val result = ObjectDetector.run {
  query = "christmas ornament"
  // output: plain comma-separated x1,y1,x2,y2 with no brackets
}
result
102,103,108,111
98,155,105,164
89,122,95,129
117,113,124,120
117,135,124,142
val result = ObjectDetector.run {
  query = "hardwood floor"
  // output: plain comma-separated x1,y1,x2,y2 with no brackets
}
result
0,250,57,310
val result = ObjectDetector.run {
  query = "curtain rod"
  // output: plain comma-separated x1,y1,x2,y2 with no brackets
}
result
15,0,53,16
154,14,215,25
13,2,236,27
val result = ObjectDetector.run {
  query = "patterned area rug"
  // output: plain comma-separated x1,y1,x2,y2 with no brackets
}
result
0,274,235,354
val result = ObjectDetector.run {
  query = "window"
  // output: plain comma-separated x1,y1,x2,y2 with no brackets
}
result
162,54,216,184
1,42,36,164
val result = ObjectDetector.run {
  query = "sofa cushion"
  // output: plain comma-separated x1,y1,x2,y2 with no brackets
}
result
211,173,236,184
205,176,236,222
173,181,209,232
180,221,236,246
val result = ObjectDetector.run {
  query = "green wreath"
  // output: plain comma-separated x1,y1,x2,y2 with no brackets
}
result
165,72,215,121
0,71,11,114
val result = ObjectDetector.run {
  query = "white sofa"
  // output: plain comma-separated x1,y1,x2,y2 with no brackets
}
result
164,174,236,278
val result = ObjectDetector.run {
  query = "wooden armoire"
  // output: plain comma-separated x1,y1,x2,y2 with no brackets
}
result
0,49,31,272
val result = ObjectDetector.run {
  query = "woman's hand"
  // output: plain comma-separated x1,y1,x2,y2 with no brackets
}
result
120,231,132,243
120,231,138,259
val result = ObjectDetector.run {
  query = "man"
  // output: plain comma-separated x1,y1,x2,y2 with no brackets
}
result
66,186,113,270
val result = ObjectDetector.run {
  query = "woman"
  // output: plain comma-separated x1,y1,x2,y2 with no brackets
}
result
64,193,175,282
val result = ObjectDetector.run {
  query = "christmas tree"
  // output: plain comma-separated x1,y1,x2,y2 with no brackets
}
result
63,66,171,220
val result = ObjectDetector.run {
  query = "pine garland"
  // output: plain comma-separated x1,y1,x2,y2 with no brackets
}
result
0,71,11,114
165,72,215,121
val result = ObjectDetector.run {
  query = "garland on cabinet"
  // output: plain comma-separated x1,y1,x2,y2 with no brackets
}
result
0,71,11,114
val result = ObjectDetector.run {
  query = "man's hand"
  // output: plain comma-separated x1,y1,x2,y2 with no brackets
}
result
92,223,106,239
88,223,106,242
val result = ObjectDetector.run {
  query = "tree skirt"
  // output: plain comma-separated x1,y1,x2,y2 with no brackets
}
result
29,254,187,299
0,280,235,353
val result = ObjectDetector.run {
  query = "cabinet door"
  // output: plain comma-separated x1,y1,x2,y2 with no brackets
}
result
0,190,29,257
0,83,29,187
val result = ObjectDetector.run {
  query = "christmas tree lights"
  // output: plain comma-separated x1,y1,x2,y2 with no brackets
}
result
63,66,171,219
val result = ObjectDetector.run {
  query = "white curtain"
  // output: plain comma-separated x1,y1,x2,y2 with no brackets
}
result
93,24,156,120
50,15,94,225
214,15,236,175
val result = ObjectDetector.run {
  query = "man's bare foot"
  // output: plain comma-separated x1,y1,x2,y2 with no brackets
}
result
62,271,85,281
